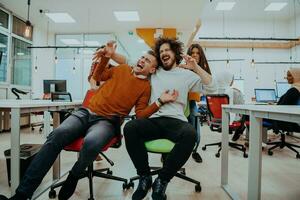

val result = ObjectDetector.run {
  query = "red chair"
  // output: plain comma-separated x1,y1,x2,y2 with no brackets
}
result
202,94,248,158
48,90,128,200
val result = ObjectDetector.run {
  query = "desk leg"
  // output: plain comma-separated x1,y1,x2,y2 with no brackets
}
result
221,110,229,186
0,111,3,131
11,108,20,196
43,111,51,137
4,111,10,130
248,112,262,200
52,112,60,180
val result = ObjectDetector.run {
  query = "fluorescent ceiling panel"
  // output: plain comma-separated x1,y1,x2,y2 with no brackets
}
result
45,13,76,23
264,2,287,11
84,41,100,46
60,39,81,45
114,11,140,21
216,2,236,11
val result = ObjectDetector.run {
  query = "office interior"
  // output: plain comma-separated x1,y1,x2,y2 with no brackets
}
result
0,0,299,199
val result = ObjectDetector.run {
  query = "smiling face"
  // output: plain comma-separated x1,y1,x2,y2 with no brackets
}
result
133,53,157,76
159,43,176,70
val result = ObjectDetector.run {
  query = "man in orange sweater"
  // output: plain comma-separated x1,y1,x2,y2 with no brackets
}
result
0,41,178,200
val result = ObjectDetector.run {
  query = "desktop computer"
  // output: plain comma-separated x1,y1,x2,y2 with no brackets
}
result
276,82,290,98
43,80,67,93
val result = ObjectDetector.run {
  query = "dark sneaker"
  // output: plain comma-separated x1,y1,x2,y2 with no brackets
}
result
192,152,203,163
0,193,28,200
151,177,168,200
132,175,152,200
58,172,79,200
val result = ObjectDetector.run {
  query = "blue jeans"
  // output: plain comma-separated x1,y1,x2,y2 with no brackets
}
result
16,108,116,198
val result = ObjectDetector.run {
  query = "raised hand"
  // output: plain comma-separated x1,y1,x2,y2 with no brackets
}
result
180,54,198,71
160,89,179,104
104,40,117,58
93,48,106,62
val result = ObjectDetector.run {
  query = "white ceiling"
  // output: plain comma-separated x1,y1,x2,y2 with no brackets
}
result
1,0,299,59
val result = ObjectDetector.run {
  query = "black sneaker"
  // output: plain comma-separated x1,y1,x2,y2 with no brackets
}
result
0,193,28,200
58,172,79,200
151,177,168,200
132,175,152,200
192,152,203,163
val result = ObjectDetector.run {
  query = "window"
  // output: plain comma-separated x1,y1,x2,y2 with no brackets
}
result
0,33,8,82
12,38,31,86
12,16,32,41
0,9,9,29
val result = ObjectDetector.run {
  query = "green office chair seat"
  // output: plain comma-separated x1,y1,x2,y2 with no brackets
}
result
145,139,175,153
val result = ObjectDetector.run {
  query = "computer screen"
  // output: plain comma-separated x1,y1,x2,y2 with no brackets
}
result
43,80,67,93
255,89,277,103
276,82,290,98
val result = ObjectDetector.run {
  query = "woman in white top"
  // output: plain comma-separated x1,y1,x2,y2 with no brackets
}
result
217,71,246,141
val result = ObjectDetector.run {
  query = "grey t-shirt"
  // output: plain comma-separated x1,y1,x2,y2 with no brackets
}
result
150,67,216,121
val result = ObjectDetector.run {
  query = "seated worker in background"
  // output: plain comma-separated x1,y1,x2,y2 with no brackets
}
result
124,37,216,200
272,67,300,130
216,71,245,141
0,41,179,200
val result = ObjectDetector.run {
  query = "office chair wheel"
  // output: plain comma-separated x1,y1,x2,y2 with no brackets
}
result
296,154,300,159
127,181,134,189
107,169,113,175
48,189,56,199
195,184,202,192
268,151,273,156
202,146,206,151
215,153,220,158
243,153,248,158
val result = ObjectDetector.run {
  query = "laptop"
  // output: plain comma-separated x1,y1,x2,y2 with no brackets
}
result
254,89,277,104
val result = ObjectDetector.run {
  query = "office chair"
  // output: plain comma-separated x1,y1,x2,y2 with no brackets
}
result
127,98,202,193
202,94,248,158
48,90,128,200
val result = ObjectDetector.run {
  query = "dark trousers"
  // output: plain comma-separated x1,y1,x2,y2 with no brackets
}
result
16,108,116,198
124,117,196,182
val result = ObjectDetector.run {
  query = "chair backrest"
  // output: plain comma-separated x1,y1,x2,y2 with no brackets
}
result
206,94,229,120
51,92,72,102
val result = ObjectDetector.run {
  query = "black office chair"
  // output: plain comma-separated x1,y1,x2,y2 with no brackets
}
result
267,121,300,159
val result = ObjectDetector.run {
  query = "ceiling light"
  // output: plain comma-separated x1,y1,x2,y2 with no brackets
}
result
138,39,145,43
264,2,287,11
0,43,7,48
84,41,100,46
45,13,76,23
216,2,236,11
17,52,25,56
60,39,81,45
114,11,140,21
24,0,31,38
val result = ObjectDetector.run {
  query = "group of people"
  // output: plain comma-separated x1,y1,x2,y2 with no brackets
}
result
1,36,299,200
0,38,215,200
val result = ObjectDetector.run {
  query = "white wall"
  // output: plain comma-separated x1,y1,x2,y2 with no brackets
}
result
31,27,55,98
196,18,294,102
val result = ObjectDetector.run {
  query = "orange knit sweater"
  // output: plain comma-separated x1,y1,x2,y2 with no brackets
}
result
88,56,159,118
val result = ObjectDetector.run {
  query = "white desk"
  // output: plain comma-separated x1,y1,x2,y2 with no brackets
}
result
0,100,82,197
221,105,300,200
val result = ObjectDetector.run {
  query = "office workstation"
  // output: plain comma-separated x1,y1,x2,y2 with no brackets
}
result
0,0,300,200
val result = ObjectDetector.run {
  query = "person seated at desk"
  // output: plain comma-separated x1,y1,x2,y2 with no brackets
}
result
0,41,178,200
216,70,246,141
271,67,300,130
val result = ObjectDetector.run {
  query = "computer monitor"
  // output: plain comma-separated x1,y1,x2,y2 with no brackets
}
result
276,82,290,98
254,89,277,103
43,80,67,93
